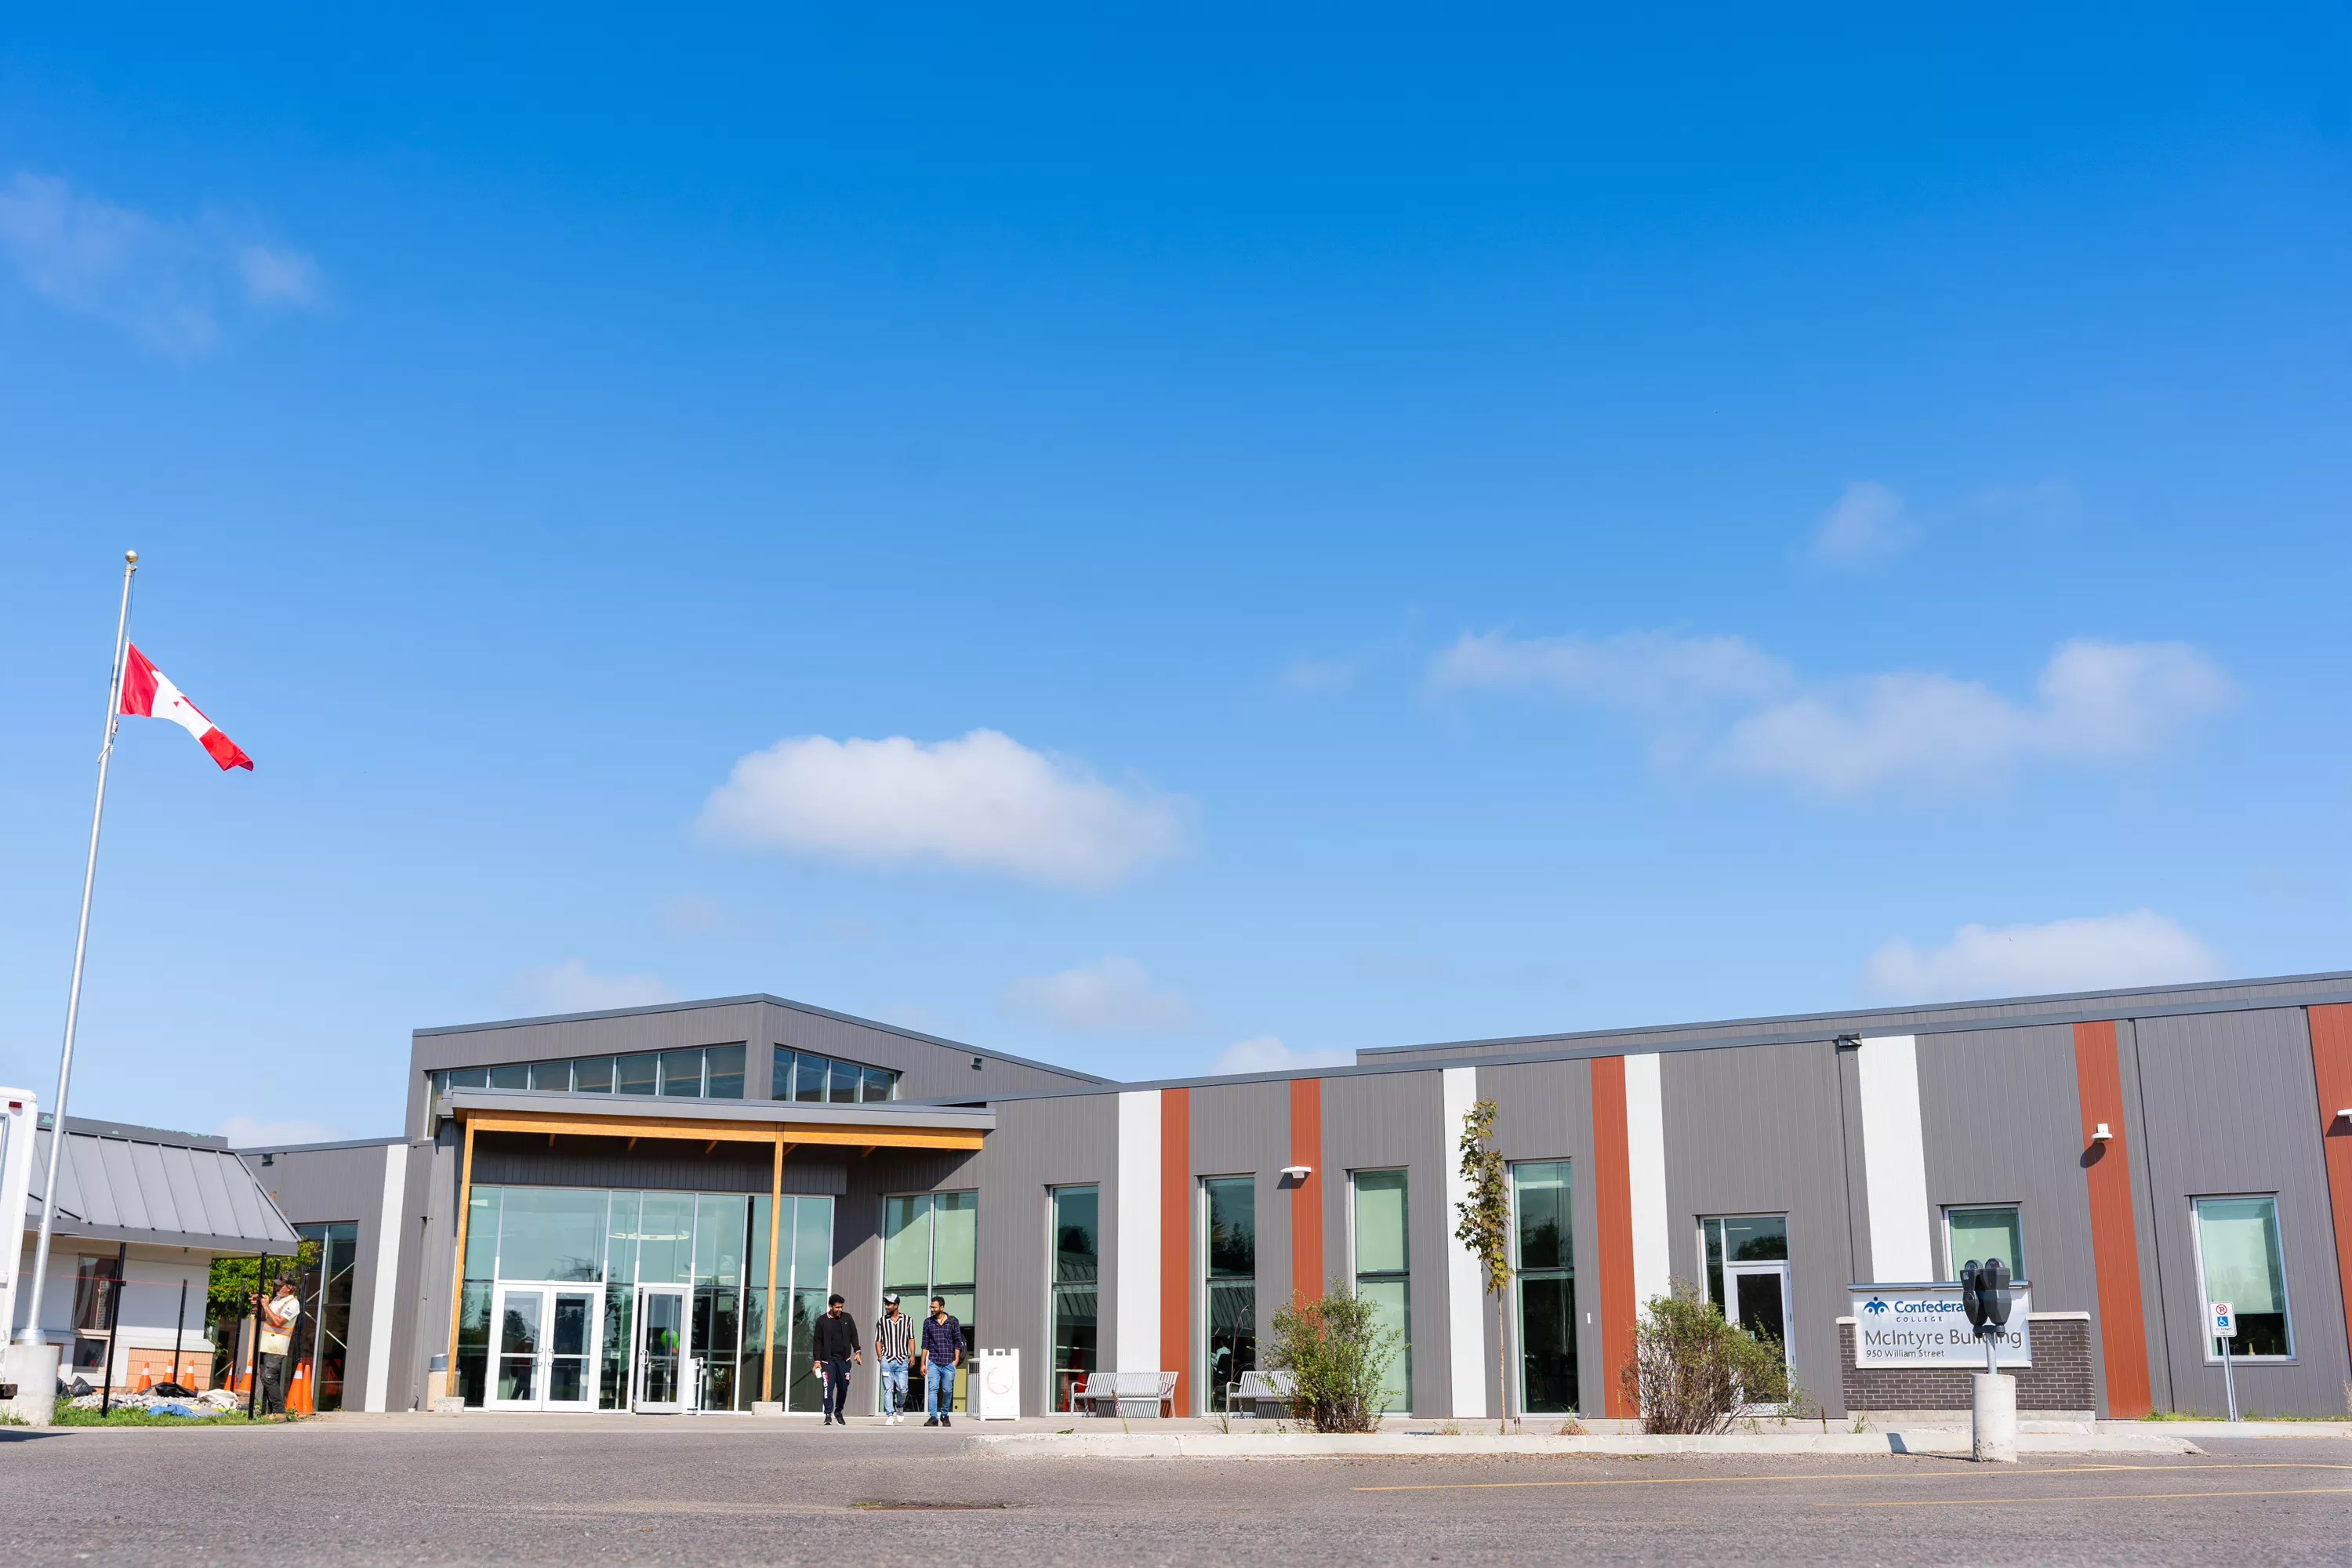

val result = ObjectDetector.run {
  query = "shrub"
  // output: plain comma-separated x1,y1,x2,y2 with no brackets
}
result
1266,1285,1402,1434
1619,1280,1798,1435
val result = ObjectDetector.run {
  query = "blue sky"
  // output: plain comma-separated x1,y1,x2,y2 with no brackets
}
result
2,5,2347,1142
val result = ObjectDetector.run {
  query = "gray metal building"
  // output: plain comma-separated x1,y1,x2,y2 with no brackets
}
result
244,971,2352,1421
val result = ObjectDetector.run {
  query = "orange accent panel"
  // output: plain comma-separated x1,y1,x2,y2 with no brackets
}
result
2073,1021,2153,1417
1290,1077,1324,1303
1590,1055,1638,1419
2307,1004,2352,1354
1160,1087,1192,1413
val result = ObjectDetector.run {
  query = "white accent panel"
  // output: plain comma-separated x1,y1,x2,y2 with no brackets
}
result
1114,1091,1162,1373
1439,1067,1486,1418
1622,1052,1671,1313
1857,1034,1934,1283
361,1142,408,1412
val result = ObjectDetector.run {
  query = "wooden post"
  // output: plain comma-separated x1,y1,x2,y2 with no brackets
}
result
760,1135,783,1403
444,1120,477,1377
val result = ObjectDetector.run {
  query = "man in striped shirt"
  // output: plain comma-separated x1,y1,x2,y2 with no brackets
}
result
873,1294,913,1425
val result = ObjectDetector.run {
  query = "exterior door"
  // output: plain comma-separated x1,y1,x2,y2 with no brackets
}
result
487,1285,600,1411
1723,1261,1791,1404
633,1285,690,1414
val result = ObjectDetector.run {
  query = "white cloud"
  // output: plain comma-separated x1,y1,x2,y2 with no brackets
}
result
1862,910,2222,1001
0,172,322,353
218,1115,340,1149
1812,480,1915,565
1209,1035,1353,1075
235,242,323,307
1431,630,1791,710
1719,639,2231,795
699,728,1184,891
1001,955,1196,1034
513,958,681,1014
1281,654,1366,695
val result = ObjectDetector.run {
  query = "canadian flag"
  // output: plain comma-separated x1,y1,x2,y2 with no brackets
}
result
119,644,254,771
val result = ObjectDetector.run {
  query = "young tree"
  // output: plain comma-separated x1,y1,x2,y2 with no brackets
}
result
1452,1096,1512,1432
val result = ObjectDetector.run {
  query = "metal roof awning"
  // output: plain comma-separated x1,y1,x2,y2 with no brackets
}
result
442,1088,992,1152
23,1117,300,1254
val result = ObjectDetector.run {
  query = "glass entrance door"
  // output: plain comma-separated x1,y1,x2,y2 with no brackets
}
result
1723,1261,1791,1404
488,1285,601,1411
633,1285,690,1414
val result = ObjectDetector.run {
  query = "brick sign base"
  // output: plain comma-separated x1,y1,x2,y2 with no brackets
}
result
1839,1315,2095,1416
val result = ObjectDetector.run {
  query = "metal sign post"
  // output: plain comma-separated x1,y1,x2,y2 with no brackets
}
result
2210,1301,2238,1423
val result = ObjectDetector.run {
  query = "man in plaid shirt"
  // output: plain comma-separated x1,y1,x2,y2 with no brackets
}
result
919,1295,964,1427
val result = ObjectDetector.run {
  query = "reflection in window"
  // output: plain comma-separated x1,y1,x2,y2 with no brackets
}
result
1051,1185,1099,1411
1352,1169,1410,1414
770,1046,899,1104
882,1191,979,1410
1205,1177,1256,1412
1511,1161,1577,1414
433,1044,751,1106
460,1182,833,1411
1944,1206,2024,1280
2195,1196,2292,1359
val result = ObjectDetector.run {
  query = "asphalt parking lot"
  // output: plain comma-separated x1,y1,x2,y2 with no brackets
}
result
2,1417,2345,1565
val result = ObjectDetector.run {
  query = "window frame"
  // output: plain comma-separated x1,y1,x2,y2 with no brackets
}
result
1047,1183,1102,1414
1347,1166,1413,1417
1940,1203,2027,1283
2188,1192,2296,1363
1508,1158,1577,1416
1200,1174,1258,1414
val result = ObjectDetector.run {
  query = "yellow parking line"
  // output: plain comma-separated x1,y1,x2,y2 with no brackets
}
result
1352,1462,2350,1494
1822,1486,2352,1508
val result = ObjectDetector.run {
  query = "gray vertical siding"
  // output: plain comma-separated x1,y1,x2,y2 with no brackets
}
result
2130,1007,2350,1416
974,1092,1116,1415
1662,1039,1859,1414
1914,1024,2107,1410
1478,1058,1594,1419
1319,1069,1448,1414
244,1141,398,1410
1189,1080,1292,1414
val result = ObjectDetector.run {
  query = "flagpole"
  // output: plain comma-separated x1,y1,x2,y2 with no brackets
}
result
17,550,137,1348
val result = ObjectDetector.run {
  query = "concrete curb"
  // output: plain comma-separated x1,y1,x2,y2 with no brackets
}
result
2099,1420,2352,1439
971,1429,2203,1459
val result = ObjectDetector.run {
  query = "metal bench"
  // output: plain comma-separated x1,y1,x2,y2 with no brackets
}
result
1069,1370,1178,1418
1225,1369,1296,1419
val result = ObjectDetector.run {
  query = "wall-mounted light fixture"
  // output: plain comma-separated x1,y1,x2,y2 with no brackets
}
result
2091,1123,2113,1142
1279,1164,1312,1182
971,1055,984,1070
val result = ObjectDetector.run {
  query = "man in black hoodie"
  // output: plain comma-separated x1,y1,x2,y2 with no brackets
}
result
811,1294,862,1426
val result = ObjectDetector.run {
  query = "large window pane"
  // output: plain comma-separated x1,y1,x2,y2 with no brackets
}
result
1514,1162,1569,1272
862,1066,896,1103
448,1065,488,1091
1352,1169,1410,1414
1512,1162,1576,1414
659,1048,705,1098
572,1056,614,1093
794,1053,828,1103
828,1058,859,1104
637,1192,695,1286
883,1195,932,1298
1354,1169,1409,1274
1051,1186,1099,1411
528,1060,572,1091
487,1062,528,1091
771,1045,796,1102
695,1194,746,1288
1205,1176,1257,1411
932,1192,978,1290
792,1196,834,1296
705,1044,746,1100
1946,1207,2024,1279
2195,1196,2292,1358
496,1188,608,1283
615,1052,659,1097
604,1192,640,1285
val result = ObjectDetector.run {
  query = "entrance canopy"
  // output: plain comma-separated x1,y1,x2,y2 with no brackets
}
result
437,1089,989,1407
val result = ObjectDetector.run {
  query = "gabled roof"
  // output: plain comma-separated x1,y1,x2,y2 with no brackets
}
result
24,1115,299,1253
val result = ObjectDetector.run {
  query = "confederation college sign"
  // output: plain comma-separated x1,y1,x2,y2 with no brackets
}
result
1849,1282,2034,1367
